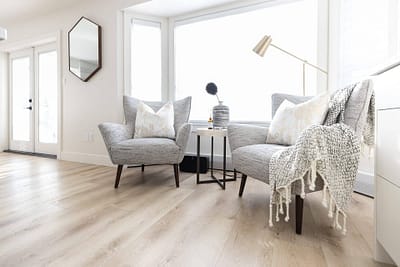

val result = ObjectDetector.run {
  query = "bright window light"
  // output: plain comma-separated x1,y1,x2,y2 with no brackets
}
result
339,0,400,86
131,19,162,101
175,0,319,121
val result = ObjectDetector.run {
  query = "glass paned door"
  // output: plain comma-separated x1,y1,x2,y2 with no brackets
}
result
9,44,58,155
10,49,34,152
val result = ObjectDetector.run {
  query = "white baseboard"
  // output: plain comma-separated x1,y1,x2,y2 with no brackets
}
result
60,151,113,167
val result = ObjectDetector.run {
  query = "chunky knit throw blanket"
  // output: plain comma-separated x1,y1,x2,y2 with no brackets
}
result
268,83,375,234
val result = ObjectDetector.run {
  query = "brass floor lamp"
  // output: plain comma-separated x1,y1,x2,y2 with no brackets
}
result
253,35,328,96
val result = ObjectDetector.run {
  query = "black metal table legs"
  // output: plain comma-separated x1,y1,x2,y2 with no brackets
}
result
196,135,236,190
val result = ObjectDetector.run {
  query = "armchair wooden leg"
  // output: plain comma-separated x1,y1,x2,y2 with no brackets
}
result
295,195,304,235
115,165,123,188
173,164,180,188
141,164,145,172
238,174,248,197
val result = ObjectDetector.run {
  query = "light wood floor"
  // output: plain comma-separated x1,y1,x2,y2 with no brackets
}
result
0,152,389,267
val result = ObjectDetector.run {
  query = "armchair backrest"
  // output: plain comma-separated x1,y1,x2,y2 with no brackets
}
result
123,96,192,135
342,79,373,138
271,79,373,139
271,94,312,118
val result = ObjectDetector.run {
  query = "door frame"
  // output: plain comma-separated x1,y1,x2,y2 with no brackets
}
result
9,48,35,152
3,31,62,157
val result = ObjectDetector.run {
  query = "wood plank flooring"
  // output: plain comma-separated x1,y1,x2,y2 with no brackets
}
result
0,152,389,267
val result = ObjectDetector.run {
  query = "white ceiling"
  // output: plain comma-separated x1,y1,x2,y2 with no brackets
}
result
0,0,86,26
126,0,244,17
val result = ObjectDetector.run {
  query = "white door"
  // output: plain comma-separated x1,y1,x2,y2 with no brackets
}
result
9,43,58,155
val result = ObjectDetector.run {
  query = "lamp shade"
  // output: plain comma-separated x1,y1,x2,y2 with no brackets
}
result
253,35,272,57
0,27,7,41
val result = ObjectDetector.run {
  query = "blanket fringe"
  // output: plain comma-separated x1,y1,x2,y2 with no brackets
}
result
300,178,306,199
342,213,347,235
276,202,280,222
269,202,273,227
309,161,317,191
268,166,349,235
285,187,290,222
322,184,328,207
335,209,342,230
332,207,348,235
279,195,284,214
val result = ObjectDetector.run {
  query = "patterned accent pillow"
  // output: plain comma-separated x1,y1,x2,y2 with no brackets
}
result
266,93,329,145
134,101,175,139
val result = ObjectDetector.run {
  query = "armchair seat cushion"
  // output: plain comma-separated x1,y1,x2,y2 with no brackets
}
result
232,144,286,184
111,138,181,165
232,143,325,194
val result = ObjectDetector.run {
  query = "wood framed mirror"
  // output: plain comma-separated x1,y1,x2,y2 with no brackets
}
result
68,17,102,82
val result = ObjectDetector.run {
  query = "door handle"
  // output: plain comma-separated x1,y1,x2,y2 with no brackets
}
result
25,106,32,110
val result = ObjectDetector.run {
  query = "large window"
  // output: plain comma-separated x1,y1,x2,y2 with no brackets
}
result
130,19,162,101
174,0,321,121
339,0,400,87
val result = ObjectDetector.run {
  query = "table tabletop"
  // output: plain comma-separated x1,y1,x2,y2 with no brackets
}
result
195,127,227,137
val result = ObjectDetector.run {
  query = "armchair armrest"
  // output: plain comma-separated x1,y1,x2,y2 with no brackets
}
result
98,123,133,151
176,123,192,150
228,123,270,152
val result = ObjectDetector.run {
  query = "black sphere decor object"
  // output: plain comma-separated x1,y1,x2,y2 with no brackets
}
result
206,82,218,95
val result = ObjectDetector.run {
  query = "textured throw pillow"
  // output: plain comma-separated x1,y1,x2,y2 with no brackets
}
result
266,93,329,145
134,101,175,139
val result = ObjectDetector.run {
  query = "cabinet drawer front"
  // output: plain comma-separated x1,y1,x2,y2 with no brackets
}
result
376,109,400,187
376,176,400,265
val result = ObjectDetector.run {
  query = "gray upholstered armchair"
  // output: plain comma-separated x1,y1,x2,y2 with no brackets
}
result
228,80,373,234
99,96,192,188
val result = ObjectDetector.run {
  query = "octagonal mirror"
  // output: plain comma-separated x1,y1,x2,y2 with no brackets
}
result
68,17,102,82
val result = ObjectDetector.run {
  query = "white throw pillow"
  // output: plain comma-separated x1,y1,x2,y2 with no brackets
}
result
134,101,175,139
266,93,329,145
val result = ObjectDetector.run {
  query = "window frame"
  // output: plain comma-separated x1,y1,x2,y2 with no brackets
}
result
124,0,329,124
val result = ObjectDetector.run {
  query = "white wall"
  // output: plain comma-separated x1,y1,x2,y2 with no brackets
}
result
0,0,148,165
0,52,8,151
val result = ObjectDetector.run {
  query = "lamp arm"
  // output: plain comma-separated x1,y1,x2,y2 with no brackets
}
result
270,43,327,74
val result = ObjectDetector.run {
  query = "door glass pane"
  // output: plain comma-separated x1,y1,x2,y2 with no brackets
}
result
12,57,31,141
38,50,58,144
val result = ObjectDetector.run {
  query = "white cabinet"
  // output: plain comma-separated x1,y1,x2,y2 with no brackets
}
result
376,109,400,188
375,108,400,266
376,175,400,265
